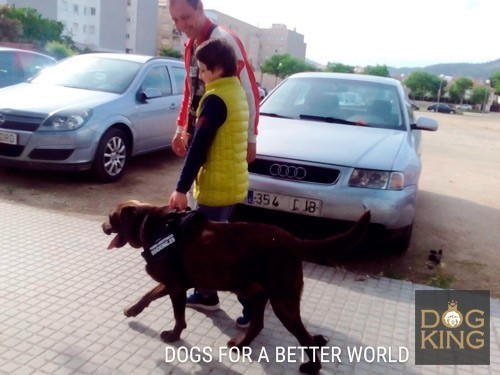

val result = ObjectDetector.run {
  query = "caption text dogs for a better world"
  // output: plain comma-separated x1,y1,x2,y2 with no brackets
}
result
165,345,409,364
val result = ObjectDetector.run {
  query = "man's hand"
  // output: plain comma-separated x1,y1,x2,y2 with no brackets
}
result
247,142,257,163
172,133,190,157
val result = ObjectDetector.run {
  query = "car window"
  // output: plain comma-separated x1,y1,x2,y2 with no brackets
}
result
142,66,173,96
17,52,55,78
170,65,185,94
260,77,404,130
0,51,23,87
32,55,141,94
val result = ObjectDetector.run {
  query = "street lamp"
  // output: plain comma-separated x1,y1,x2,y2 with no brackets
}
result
483,80,490,113
437,74,444,105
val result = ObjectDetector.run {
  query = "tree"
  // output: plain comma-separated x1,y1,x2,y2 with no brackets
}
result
325,62,354,73
261,54,316,83
45,41,74,60
450,77,473,105
0,6,23,42
3,6,64,46
363,65,390,77
159,47,182,59
490,71,500,94
404,71,439,100
470,86,489,109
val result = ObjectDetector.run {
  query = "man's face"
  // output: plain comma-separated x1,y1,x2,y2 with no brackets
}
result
169,0,204,39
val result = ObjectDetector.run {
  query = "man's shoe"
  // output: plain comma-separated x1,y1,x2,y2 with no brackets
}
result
235,314,250,328
186,291,220,311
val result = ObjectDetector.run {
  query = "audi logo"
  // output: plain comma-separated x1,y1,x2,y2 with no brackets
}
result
0,114,5,126
269,163,307,180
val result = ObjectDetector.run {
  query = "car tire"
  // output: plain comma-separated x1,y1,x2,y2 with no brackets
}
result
93,128,129,183
450,110,456,114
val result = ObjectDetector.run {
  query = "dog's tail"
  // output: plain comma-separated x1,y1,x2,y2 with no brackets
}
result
297,211,371,262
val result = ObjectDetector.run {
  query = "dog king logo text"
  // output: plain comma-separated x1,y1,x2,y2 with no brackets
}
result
415,290,490,365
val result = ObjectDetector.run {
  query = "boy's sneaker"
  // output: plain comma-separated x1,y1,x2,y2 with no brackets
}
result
235,314,250,328
186,290,220,311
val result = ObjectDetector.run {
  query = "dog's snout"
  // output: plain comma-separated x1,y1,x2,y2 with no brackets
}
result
102,221,113,235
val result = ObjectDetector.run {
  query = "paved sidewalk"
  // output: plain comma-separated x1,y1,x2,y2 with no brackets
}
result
0,200,499,374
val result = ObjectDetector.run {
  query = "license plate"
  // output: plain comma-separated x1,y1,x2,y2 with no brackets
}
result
0,131,17,145
247,190,322,217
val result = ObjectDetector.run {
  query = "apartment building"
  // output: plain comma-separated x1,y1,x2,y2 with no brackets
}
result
6,0,158,55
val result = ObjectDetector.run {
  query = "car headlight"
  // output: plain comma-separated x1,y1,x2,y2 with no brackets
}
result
41,109,93,131
348,169,404,190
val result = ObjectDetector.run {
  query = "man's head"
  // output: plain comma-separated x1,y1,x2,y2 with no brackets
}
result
169,0,206,40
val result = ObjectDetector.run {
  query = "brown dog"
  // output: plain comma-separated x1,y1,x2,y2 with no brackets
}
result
102,199,370,374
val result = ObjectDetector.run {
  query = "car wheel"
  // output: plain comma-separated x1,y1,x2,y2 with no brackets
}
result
93,128,129,183
450,110,456,114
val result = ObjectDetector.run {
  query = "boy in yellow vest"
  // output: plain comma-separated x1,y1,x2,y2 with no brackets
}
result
168,38,250,327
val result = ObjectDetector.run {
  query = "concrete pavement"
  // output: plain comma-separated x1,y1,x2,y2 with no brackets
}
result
0,200,499,374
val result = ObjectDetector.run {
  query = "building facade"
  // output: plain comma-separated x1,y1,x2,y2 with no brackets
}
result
6,0,158,55
157,4,306,89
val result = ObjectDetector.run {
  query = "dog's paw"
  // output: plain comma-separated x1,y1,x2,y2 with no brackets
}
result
299,361,321,375
313,334,328,347
227,335,245,348
160,330,181,343
123,304,143,317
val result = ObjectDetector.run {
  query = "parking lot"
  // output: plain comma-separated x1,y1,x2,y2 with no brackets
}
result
0,110,499,297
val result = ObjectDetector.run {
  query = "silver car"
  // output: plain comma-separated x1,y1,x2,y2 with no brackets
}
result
0,47,56,88
0,53,185,182
240,72,438,252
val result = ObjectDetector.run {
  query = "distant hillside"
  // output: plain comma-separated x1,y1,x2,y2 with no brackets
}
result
389,59,500,80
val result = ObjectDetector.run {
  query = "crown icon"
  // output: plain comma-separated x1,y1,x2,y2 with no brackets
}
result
448,300,458,311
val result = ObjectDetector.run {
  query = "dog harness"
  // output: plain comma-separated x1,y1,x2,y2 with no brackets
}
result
141,210,205,264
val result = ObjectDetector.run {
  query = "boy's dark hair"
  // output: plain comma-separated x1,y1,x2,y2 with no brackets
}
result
195,38,237,78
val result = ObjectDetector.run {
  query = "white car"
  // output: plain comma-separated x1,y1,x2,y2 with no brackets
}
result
236,72,438,252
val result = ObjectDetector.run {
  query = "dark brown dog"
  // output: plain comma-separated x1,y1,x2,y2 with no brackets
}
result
102,199,370,374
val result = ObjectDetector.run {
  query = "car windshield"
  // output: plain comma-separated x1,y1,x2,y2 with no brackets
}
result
30,55,142,94
260,76,405,130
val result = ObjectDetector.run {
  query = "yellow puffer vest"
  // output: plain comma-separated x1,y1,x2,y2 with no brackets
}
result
194,76,249,206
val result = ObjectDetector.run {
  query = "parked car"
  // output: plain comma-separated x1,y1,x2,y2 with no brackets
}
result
0,53,185,182
427,103,456,114
409,101,419,110
237,72,438,252
0,47,56,88
456,104,473,111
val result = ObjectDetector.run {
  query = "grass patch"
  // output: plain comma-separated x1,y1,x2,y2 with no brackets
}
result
427,267,456,289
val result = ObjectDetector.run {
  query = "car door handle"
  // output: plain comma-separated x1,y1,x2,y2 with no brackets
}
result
170,103,178,110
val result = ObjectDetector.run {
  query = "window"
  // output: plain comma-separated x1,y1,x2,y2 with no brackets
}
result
73,4,79,14
142,66,172,96
171,66,186,94
90,7,96,16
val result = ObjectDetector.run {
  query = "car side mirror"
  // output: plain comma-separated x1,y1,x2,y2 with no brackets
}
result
411,116,438,131
137,87,162,102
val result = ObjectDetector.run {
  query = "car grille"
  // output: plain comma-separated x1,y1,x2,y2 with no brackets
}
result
249,159,340,184
0,143,24,157
0,112,45,131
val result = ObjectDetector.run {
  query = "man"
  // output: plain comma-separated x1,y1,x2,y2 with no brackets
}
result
169,0,259,163
168,0,259,328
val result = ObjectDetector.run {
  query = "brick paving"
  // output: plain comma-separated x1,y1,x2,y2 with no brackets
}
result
0,200,498,374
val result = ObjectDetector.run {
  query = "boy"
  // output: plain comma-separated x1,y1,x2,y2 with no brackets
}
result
168,38,250,327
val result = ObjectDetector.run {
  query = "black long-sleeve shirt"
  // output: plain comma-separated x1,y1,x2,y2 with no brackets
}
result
176,94,227,194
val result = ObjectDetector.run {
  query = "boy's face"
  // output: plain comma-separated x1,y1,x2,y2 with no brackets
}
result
198,62,223,85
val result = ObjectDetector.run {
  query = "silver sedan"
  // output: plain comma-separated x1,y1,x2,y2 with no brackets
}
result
0,53,185,182
240,72,438,252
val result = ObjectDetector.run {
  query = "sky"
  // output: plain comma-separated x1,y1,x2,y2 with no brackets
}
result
202,0,500,68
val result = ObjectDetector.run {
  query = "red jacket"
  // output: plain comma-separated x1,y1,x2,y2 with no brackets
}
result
177,18,259,142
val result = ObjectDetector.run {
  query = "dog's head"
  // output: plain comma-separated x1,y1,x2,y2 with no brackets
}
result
102,199,155,249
